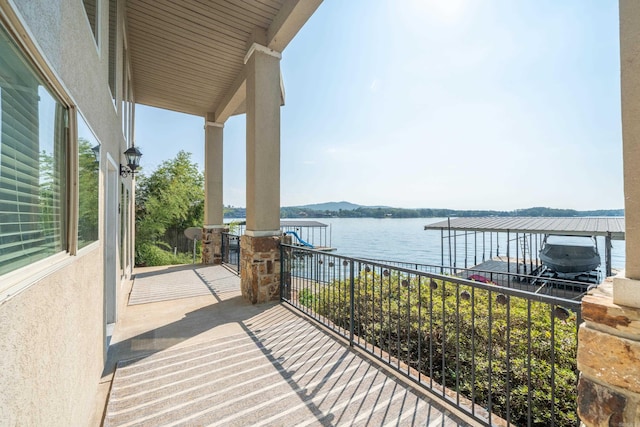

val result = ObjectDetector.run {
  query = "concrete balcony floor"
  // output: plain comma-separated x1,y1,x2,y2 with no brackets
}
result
96,264,472,426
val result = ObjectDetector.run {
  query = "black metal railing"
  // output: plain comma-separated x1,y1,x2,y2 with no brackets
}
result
359,257,596,300
280,244,581,427
221,232,240,272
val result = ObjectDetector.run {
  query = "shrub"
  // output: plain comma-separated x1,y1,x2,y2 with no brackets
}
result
135,242,194,267
301,270,578,427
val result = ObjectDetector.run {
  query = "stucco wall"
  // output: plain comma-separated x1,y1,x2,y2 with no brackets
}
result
0,249,104,426
0,0,133,425
13,0,127,148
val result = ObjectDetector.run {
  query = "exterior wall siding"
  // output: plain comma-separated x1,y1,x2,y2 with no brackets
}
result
0,250,104,426
1,0,133,425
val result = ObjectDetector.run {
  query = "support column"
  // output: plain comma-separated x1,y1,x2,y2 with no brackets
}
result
577,285,640,426
577,2,640,425
202,117,226,265
615,0,640,307
241,42,283,303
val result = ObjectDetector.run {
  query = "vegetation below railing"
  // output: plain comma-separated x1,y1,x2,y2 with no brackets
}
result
283,247,580,427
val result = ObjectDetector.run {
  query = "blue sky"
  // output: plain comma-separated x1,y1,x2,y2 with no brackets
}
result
135,0,623,211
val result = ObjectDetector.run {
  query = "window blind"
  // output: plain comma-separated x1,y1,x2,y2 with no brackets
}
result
0,26,67,276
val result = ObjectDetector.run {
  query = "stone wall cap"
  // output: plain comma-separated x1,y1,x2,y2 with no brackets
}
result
582,285,640,340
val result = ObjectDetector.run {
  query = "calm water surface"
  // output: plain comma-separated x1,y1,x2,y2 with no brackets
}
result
300,217,626,271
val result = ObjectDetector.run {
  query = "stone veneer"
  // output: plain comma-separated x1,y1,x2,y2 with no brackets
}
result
201,227,228,265
240,234,290,304
577,280,640,426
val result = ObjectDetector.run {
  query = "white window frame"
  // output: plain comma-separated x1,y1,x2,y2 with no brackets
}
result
0,6,81,303
81,0,101,53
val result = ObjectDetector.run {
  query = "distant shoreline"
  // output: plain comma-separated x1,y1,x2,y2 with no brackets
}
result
223,206,624,219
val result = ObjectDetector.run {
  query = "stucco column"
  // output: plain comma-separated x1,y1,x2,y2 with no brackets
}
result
241,43,283,303
202,116,226,265
245,44,281,235
614,0,640,308
204,116,224,227
576,3,640,426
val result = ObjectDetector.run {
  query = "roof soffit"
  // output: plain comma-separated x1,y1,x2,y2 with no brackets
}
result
126,0,321,118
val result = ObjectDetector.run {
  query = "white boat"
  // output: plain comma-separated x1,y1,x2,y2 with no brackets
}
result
539,235,601,274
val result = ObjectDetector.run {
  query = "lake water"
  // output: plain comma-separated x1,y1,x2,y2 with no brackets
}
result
293,217,626,271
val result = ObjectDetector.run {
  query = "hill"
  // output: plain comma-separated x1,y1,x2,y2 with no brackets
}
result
223,203,624,219
291,201,362,211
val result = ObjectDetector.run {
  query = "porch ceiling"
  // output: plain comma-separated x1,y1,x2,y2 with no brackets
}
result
126,0,320,118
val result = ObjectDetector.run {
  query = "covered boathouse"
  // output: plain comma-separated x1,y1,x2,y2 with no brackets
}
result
425,217,625,278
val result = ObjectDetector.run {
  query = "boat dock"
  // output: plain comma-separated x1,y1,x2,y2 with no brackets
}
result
228,220,336,251
456,256,600,299
425,216,624,278
281,220,336,251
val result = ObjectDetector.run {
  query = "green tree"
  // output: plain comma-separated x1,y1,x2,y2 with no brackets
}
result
135,151,204,265
78,138,99,246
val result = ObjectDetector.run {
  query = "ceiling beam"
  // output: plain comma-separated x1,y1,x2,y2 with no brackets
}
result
214,66,247,122
213,0,321,122
267,0,322,52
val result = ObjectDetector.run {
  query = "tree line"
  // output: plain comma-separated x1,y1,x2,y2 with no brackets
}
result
230,206,624,219
135,151,622,266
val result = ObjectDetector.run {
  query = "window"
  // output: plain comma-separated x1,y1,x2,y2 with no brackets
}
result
0,25,68,276
127,83,134,142
121,37,134,143
121,42,128,140
77,116,99,249
108,0,117,101
82,0,99,44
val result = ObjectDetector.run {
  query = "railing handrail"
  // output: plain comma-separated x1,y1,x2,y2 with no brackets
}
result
221,231,241,237
360,255,597,288
281,243,582,308
280,244,582,427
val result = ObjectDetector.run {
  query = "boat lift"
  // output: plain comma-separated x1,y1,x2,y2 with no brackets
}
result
424,217,624,280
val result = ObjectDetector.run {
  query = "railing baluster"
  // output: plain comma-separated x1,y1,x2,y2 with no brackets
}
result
488,289,493,424
379,265,383,359
528,300,533,427
349,259,354,347
418,276,423,383
456,281,460,407
429,277,434,389
441,279,446,398
506,294,512,425
397,272,401,369
406,273,411,376
551,305,556,427
278,244,582,427
471,285,476,418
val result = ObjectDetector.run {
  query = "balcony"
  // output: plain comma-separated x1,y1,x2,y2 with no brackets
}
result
280,245,582,427
98,264,469,426
98,237,586,427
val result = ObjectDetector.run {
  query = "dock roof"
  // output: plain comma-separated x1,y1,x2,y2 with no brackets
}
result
424,217,625,240
280,220,328,228
227,220,328,228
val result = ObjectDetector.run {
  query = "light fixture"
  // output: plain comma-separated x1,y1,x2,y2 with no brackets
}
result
120,146,142,177
91,144,100,162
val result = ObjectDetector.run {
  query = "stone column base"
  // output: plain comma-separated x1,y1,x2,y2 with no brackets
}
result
240,234,284,304
577,281,640,426
202,226,228,265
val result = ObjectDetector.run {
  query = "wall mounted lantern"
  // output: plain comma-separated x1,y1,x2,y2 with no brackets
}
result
119,146,142,177
91,144,101,162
